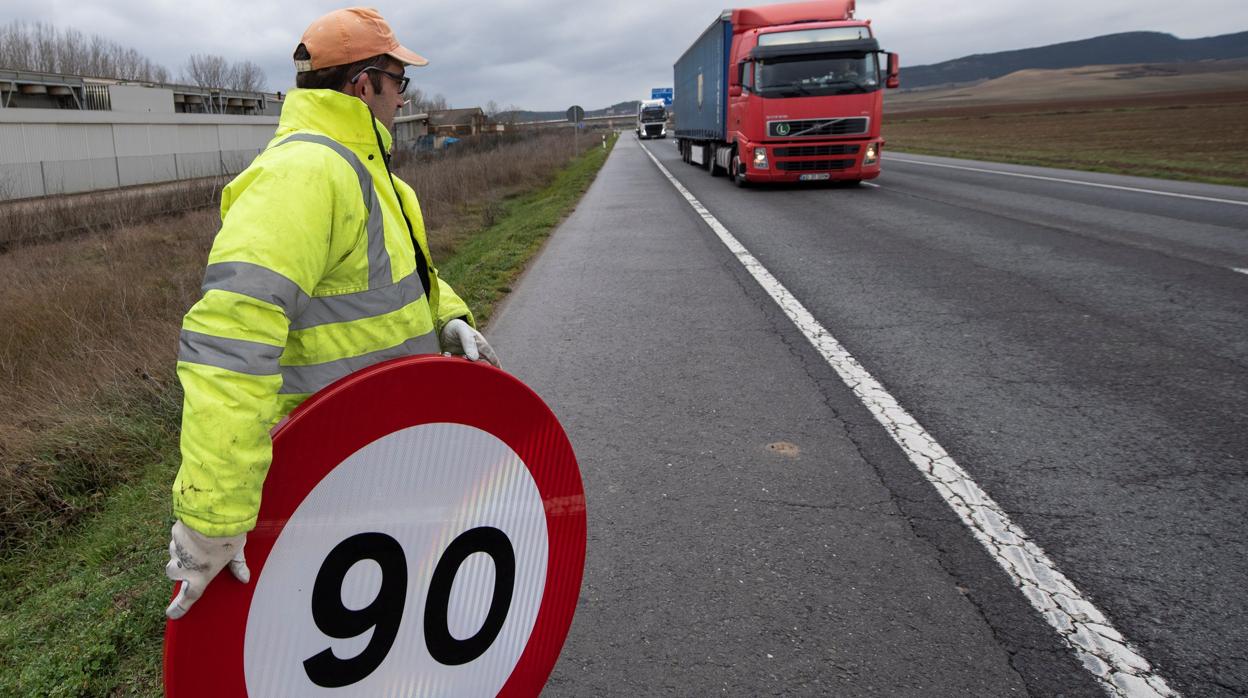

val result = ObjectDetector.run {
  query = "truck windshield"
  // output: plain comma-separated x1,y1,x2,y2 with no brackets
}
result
641,107,666,121
756,53,879,97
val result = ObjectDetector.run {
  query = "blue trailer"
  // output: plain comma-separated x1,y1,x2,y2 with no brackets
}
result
673,13,732,143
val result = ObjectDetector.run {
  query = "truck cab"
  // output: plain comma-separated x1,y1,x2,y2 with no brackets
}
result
731,14,897,183
637,99,668,139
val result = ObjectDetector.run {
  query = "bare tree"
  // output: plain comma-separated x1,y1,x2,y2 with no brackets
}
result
504,104,523,125
485,100,500,117
229,60,268,92
404,90,450,113
182,53,231,88
0,20,170,82
409,86,434,112
182,54,268,91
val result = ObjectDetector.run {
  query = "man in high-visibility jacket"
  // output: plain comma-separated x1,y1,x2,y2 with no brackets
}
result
163,7,499,619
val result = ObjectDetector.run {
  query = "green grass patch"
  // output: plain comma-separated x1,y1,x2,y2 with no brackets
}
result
0,133,617,696
1,382,183,560
0,457,171,696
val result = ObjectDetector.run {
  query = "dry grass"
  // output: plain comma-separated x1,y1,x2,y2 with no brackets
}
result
0,129,581,551
396,131,581,258
0,211,212,550
888,59,1248,113
0,215,211,410
0,178,224,251
884,92,1248,186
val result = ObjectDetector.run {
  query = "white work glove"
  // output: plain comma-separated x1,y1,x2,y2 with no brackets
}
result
165,520,250,619
440,318,502,368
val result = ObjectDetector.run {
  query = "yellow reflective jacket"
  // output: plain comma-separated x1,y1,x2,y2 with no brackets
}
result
173,89,472,536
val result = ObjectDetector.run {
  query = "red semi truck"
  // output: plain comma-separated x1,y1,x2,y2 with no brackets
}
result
673,0,899,186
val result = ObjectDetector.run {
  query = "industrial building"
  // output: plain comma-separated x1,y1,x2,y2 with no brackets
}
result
0,68,511,201
0,69,282,201
0,69,280,115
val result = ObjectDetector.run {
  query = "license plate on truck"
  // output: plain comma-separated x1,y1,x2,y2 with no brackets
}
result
799,173,831,181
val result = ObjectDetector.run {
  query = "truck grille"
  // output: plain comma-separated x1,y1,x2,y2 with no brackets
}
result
644,124,663,135
768,117,869,138
774,145,860,157
775,159,856,172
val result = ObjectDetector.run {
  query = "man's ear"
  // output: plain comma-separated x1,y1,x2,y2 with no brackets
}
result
347,72,369,98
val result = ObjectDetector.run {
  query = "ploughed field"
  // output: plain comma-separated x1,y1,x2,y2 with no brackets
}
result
883,89,1248,187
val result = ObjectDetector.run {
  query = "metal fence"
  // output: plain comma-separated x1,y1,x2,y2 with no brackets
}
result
0,147,262,201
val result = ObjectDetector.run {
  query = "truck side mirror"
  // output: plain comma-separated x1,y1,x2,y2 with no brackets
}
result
886,52,900,89
729,85,743,97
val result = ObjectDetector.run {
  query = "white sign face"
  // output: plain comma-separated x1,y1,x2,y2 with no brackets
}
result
243,423,549,697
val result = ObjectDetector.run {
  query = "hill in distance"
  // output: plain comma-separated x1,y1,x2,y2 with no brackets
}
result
902,30,1248,90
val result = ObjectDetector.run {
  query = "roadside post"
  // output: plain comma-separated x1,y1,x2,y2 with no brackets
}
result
566,105,584,155
164,355,586,697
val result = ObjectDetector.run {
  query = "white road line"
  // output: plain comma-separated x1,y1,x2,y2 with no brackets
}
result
861,181,880,188
639,143,1177,698
889,157,1248,207
1234,268,1248,276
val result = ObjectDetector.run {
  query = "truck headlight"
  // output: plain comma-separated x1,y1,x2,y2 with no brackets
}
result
864,143,879,165
753,147,769,170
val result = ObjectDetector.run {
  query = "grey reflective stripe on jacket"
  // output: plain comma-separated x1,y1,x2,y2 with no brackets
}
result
290,270,427,330
178,330,282,376
277,133,392,290
278,332,441,394
202,261,310,319
202,262,427,330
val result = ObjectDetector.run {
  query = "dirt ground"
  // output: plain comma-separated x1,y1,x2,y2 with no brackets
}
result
883,89,1248,186
887,59,1248,113
886,88,1248,119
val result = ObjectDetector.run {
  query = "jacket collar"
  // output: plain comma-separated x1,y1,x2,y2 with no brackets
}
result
275,89,394,152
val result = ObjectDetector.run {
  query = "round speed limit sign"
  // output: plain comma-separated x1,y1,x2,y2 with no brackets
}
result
164,356,586,696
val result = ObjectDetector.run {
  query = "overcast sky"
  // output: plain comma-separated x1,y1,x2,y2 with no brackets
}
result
6,0,1248,111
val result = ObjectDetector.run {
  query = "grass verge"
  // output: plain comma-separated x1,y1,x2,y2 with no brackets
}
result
0,132,617,697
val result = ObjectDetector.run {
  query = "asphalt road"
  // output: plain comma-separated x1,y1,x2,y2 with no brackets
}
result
488,136,1248,696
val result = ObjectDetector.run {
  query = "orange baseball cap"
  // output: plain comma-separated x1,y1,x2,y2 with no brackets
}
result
294,7,428,71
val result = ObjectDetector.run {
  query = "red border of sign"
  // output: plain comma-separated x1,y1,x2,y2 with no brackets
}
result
164,355,586,697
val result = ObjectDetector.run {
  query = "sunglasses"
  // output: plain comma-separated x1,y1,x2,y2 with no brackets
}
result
354,66,410,93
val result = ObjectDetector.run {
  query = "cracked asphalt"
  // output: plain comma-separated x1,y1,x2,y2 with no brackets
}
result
487,136,1248,696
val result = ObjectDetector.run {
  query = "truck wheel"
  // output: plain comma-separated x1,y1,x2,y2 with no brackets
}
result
732,153,750,188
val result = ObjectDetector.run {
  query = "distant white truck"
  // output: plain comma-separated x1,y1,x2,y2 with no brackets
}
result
636,99,668,139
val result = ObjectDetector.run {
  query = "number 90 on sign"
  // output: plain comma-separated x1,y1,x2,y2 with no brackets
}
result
243,423,549,696
303,526,515,686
